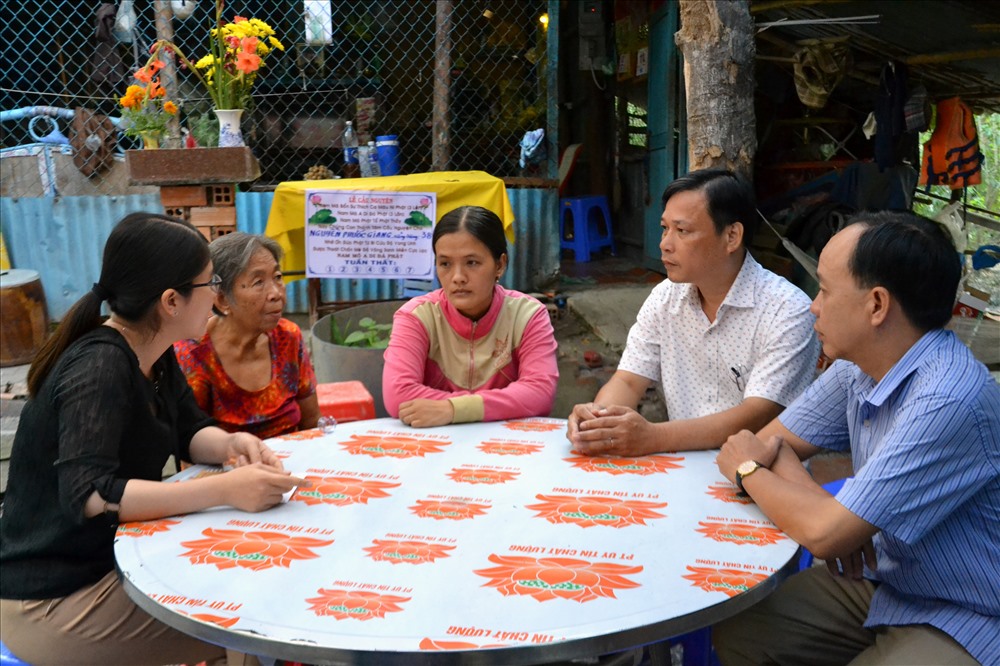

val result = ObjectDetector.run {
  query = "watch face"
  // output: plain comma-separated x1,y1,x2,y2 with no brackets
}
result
737,460,759,475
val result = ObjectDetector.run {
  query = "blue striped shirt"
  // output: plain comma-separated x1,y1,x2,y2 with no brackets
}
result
781,329,1000,665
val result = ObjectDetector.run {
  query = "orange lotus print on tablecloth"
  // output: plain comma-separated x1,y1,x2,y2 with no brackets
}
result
504,419,563,432
474,554,643,603
419,638,509,650
563,454,683,476
181,611,240,629
410,498,490,520
180,528,334,571
705,482,754,505
696,521,787,546
477,440,543,456
293,475,400,506
364,539,456,565
340,433,450,459
526,494,668,528
306,588,410,621
447,467,520,485
275,429,325,441
116,518,181,537
682,565,769,598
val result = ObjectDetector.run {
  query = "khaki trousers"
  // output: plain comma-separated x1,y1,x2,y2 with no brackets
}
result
0,571,257,666
713,566,979,666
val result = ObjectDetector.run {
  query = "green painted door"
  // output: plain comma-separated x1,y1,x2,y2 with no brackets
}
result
644,1,686,273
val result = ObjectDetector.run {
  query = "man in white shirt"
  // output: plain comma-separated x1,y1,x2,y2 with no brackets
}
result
567,169,819,455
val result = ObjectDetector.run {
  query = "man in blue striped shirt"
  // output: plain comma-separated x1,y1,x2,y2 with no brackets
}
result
713,211,999,665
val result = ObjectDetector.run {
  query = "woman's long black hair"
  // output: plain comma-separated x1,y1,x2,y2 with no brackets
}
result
27,212,209,396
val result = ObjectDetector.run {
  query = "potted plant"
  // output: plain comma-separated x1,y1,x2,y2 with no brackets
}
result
311,300,404,418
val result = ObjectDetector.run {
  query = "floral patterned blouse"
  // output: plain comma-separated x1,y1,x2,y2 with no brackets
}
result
174,318,316,439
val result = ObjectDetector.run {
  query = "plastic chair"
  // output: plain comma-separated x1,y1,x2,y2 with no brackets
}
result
0,639,30,666
646,628,719,666
559,195,616,263
558,143,583,197
316,381,376,423
798,477,850,570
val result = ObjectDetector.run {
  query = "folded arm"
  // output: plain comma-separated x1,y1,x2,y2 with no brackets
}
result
717,422,876,561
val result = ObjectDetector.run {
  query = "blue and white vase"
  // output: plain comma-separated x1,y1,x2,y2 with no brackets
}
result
215,108,245,148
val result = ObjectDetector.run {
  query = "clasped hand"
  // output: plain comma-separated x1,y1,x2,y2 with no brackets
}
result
716,430,782,484
567,403,652,456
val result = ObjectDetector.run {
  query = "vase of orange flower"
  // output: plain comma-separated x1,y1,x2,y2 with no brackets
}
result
140,0,284,148
118,60,179,149
214,109,244,147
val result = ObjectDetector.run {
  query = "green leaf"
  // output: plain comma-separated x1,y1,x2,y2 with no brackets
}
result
404,211,432,227
343,331,368,345
309,209,334,225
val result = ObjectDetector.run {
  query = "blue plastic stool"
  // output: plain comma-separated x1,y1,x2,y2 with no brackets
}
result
560,195,616,263
0,639,30,666
798,477,850,570
646,628,719,666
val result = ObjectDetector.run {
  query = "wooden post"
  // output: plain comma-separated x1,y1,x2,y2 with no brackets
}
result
675,0,757,178
432,0,453,171
153,0,182,146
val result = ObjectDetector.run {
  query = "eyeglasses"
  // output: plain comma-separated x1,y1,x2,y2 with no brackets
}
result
183,274,223,294
729,364,748,392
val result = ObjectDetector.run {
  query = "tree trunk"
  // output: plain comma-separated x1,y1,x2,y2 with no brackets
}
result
675,0,756,178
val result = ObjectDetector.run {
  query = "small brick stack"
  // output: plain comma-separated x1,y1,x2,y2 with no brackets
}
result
160,183,237,240
124,147,262,240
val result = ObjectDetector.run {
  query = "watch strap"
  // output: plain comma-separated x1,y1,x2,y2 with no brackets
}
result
735,460,764,494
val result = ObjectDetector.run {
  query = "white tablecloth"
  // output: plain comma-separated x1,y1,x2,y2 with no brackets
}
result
115,418,799,664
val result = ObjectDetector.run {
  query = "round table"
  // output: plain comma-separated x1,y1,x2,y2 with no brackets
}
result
115,418,800,665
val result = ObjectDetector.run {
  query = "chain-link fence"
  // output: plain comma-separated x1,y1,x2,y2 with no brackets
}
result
1,0,550,197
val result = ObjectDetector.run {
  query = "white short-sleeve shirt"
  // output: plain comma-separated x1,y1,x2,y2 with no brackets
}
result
618,253,819,420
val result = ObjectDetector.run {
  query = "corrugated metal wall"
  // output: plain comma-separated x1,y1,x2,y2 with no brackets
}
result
1,187,558,321
505,187,560,291
1,195,161,319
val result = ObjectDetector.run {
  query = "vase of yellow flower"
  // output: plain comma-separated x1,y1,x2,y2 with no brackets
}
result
118,60,179,149
214,109,244,148
142,0,284,148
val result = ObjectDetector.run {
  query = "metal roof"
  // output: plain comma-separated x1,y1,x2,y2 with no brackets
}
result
753,0,1000,114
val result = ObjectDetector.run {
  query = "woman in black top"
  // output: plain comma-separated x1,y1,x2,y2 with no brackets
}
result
0,213,306,665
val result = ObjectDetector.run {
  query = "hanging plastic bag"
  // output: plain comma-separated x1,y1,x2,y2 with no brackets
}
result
519,128,546,169
114,1,138,44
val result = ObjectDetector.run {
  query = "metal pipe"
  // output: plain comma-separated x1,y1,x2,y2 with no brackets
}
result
0,106,122,127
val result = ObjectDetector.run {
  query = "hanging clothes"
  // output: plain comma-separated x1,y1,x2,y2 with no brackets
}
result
919,97,984,191
873,61,909,169
90,3,127,108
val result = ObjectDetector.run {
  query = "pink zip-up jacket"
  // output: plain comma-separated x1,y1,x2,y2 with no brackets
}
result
382,285,558,423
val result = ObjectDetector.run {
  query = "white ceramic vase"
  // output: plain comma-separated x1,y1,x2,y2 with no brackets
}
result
215,108,245,148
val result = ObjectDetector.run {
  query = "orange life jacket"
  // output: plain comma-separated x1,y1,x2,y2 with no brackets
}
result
919,97,983,190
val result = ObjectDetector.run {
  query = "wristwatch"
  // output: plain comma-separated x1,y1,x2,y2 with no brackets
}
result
735,460,766,494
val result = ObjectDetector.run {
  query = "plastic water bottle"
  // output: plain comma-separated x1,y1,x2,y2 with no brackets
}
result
359,141,381,177
341,121,359,178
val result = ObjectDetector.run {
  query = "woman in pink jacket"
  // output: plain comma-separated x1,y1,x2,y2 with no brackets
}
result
383,206,558,427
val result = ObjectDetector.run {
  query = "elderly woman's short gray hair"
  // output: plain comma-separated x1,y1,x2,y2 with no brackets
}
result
208,232,284,303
